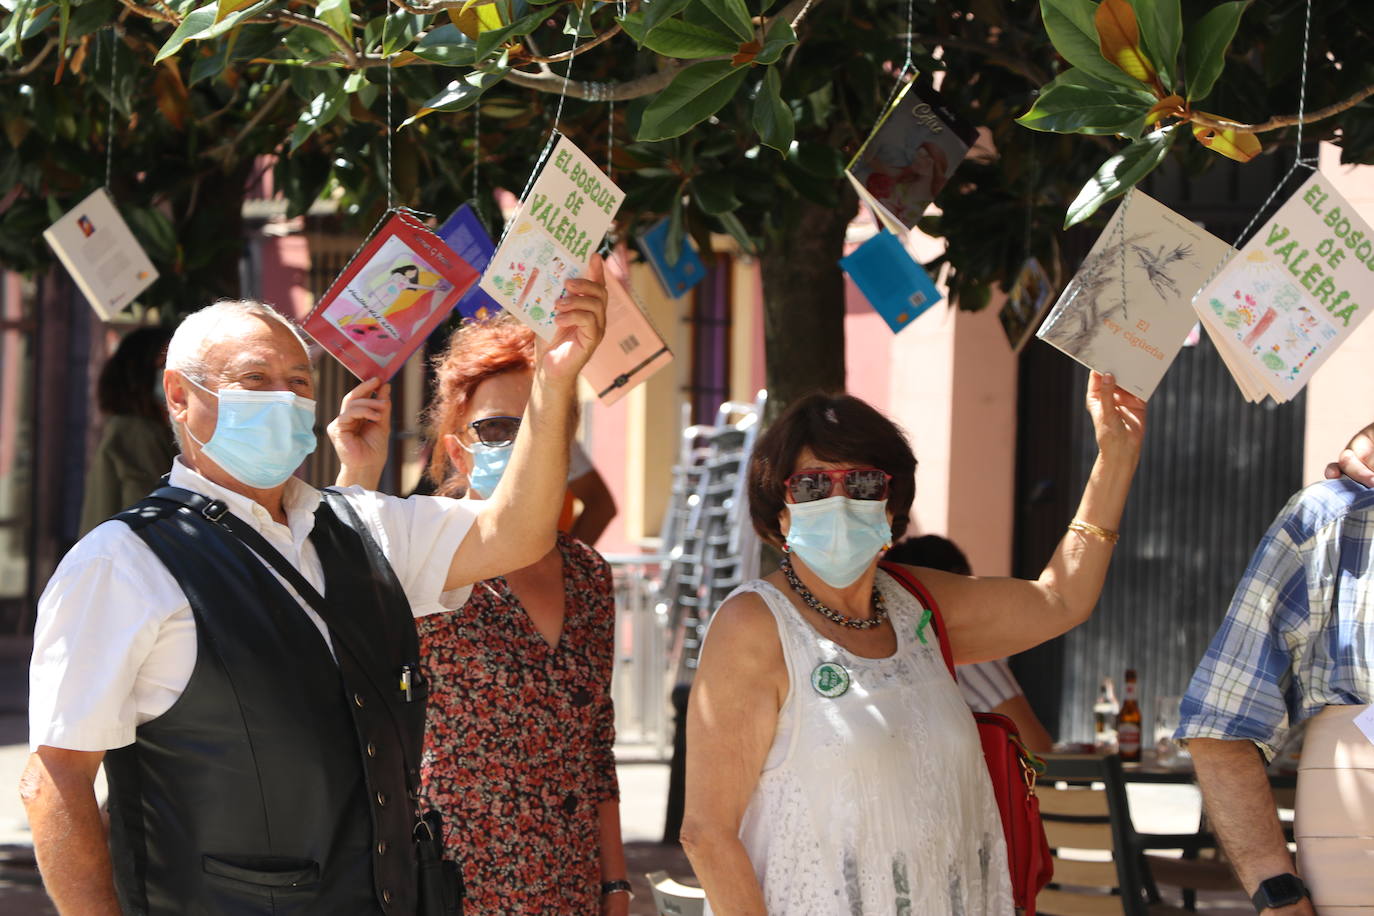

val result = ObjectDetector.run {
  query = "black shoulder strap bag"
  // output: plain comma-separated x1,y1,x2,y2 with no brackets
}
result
143,484,462,916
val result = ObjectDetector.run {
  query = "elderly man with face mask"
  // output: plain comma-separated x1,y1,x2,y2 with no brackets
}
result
19,264,605,916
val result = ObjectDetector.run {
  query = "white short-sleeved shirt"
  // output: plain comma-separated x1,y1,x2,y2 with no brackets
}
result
29,459,481,753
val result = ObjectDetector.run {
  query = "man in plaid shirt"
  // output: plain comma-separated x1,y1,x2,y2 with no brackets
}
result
1177,426,1374,916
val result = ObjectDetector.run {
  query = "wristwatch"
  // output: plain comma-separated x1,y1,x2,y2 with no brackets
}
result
601,878,633,898
1251,873,1310,912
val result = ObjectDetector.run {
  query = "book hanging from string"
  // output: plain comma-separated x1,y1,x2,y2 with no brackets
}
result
998,257,1053,353
45,188,160,321
582,253,674,405
840,229,942,334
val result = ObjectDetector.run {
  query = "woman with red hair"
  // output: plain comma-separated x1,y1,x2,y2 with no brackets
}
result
416,316,628,915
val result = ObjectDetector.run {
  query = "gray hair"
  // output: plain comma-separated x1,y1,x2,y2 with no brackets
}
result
164,299,310,450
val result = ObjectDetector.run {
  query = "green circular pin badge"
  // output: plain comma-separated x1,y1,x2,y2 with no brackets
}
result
810,662,850,698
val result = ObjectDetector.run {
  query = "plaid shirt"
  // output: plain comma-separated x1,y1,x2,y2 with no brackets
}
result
1176,477,1374,760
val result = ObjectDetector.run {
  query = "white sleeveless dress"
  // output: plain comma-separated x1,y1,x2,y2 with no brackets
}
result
702,572,1014,915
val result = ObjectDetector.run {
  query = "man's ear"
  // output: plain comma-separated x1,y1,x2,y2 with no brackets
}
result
442,433,471,477
165,369,190,427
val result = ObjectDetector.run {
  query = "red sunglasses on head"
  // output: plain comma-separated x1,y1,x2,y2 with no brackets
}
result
784,467,892,504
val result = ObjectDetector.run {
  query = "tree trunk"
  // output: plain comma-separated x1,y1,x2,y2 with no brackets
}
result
758,188,858,423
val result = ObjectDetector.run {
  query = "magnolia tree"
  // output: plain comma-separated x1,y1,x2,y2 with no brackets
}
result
1,0,1371,411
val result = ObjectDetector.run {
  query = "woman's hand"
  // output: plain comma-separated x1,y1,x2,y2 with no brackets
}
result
327,378,392,489
1085,371,1146,461
536,255,608,386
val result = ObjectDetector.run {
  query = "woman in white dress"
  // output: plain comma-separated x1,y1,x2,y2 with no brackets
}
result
680,372,1145,915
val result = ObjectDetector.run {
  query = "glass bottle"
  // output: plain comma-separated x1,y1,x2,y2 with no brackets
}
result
1093,676,1119,752
1117,669,1142,762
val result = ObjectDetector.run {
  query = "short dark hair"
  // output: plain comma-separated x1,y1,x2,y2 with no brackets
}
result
748,393,917,547
98,325,173,422
885,534,971,575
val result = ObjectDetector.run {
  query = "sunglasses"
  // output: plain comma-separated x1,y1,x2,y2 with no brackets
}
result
784,467,892,504
468,415,521,447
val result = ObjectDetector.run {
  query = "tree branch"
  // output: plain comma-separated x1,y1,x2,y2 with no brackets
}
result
1,37,56,79
504,59,691,101
524,23,623,63
116,0,178,24
1188,84,1374,134
388,0,467,12
255,10,360,67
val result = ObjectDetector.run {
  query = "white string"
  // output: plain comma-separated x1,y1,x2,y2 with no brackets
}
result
880,0,917,112
1115,188,1132,319
1294,0,1318,168
103,29,117,190
606,97,615,178
383,13,394,211
473,102,481,202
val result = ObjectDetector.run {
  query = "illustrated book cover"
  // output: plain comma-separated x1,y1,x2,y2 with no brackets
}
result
581,257,674,405
845,81,979,237
302,210,479,382
638,216,707,299
998,257,1054,352
43,188,159,320
479,134,624,339
436,203,501,321
1036,191,1233,400
1193,172,1373,404
839,229,942,334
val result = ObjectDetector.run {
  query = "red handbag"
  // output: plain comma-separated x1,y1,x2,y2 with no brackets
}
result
880,563,1053,914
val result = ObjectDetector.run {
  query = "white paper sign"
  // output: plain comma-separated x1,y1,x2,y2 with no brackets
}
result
43,188,159,320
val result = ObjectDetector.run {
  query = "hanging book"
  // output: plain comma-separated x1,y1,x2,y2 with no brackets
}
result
840,229,942,334
1193,172,1373,404
638,216,707,298
436,203,502,321
581,258,674,405
1036,191,1232,400
999,257,1054,352
846,81,979,237
43,188,159,320
480,134,624,339
302,210,479,382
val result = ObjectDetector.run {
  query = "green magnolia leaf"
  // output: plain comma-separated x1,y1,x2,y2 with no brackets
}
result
691,171,740,215
637,60,750,141
667,193,687,263
642,18,737,58
1017,68,1155,134
155,0,273,63
473,9,544,60
1065,125,1178,226
752,67,793,152
564,0,597,38
124,207,178,261
285,25,338,60
410,23,477,65
1132,0,1180,91
617,11,648,43
316,0,352,43
754,17,795,65
188,41,231,84
381,11,425,55
403,64,510,124
290,87,347,152
694,0,754,42
1040,0,1145,90
715,208,757,256
1183,0,1245,102
787,141,844,178
643,0,692,33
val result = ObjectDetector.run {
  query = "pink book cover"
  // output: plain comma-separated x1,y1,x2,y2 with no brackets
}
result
581,261,673,405
303,210,479,381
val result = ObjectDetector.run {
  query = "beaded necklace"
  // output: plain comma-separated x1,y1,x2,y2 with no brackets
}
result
779,553,887,630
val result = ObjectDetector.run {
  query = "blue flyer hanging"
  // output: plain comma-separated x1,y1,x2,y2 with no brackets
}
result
638,216,707,299
840,229,943,334
436,204,502,321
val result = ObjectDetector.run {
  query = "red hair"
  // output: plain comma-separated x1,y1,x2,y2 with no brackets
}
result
425,317,536,496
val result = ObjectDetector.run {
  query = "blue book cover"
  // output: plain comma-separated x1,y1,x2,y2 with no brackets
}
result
638,216,706,299
437,204,501,321
840,230,942,334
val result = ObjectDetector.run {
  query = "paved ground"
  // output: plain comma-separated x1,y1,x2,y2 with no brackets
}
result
0,635,1253,914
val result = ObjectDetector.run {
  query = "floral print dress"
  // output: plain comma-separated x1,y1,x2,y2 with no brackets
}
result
418,533,619,914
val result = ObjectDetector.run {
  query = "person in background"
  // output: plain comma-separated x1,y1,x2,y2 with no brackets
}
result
353,315,628,915
78,326,176,536
565,439,617,546
884,534,1054,753
681,374,1145,914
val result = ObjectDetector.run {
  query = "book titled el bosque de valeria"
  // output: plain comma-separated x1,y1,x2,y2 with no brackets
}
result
302,210,479,382
480,135,624,340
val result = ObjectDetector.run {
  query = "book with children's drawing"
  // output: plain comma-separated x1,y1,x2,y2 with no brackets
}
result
302,209,479,382
845,81,979,237
43,188,159,320
436,203,502,321
840,229,942,333
581,257,674,405
479,135,624,339
1193,171,1374,404
1036,191,1233,400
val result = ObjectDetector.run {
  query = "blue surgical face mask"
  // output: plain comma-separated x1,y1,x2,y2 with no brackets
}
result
784,496,893,588
185,377,317,489
464,441,513,498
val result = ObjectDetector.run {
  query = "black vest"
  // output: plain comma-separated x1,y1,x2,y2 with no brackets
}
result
106,488,428,915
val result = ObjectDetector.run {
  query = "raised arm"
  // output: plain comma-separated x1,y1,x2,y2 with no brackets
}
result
20,747,119,915
929,371,1146,663
679,594,787,915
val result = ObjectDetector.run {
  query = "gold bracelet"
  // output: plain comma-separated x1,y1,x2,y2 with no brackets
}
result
1069,519,1120,544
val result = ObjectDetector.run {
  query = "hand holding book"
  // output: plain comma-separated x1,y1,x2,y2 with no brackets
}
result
537,253,608,388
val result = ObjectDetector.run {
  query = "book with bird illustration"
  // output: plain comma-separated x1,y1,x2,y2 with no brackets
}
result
1036,190,1232,400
